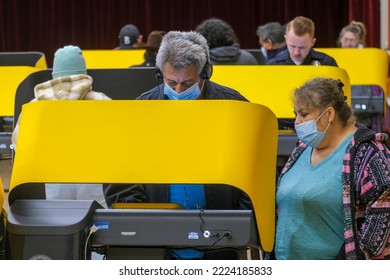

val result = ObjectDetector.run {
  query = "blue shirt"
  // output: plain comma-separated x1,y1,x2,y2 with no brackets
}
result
275,133,353,259
169,184,205,259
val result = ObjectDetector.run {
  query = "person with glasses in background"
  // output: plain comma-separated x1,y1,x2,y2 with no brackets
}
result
337,21,366,48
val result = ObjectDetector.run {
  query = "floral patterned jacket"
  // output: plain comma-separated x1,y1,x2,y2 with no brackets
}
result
278,124,390,259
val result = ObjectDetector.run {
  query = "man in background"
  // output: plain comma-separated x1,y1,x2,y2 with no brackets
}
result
267,16,338,66
256,22,287,62
115,24,143,49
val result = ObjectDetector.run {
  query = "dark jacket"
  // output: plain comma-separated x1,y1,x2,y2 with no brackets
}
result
137,79,249,101
130,51,157,68
266,46,287,62
209,44,259,65
267,48,338,66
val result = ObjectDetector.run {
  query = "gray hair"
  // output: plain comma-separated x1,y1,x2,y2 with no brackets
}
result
256,22,285,44
156,31,209,74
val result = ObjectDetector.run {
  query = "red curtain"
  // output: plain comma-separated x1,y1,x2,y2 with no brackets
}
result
0,0,380,66
348,0,381,47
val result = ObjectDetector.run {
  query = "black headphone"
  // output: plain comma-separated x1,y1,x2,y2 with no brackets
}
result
199,61,213,80
155,67,163,80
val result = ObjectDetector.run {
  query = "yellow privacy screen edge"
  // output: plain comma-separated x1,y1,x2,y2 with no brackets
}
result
11,100,278,251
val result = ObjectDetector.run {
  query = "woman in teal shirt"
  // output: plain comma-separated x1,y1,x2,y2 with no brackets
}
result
276,78,390,259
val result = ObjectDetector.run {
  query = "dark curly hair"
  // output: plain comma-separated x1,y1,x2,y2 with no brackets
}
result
195,18,238,49
293,77,355,126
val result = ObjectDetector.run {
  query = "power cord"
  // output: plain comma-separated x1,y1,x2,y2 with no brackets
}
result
210,231,232,246
198,209,233,247
84,224,99,260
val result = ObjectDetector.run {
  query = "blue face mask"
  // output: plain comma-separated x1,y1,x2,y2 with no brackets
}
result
295,108,331,148
163,81,201,100
260,47,268,60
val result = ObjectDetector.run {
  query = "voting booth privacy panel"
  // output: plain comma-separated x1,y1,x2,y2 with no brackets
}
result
316,48,389,117
0,52,48,117
0,67,46,158
0,52,48,157
13,67,160,124
7,100,278,259
212,65,350,158
0,51,47,69
315,48,388,93
82,49,146,68
212,65,351,120
13,66,350,160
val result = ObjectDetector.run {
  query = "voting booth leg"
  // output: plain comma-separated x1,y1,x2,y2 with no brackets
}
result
5,200,102,260
0,212,5,260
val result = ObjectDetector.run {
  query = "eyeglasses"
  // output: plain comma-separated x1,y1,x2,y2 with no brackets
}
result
340,37,357,45
165,78,199,89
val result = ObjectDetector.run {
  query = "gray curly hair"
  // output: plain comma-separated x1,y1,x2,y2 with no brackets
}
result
156,31,209,75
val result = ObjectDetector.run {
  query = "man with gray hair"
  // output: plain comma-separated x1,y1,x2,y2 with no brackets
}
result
256,22,287,61
137,30,248,101
134,31,251,260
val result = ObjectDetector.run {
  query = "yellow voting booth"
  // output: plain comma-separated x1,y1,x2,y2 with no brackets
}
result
315,48,388,92
0,66,44,117
212,65,350,119
0,51,48,117
82,49,146,68
8,100,278,259
316,48,389,126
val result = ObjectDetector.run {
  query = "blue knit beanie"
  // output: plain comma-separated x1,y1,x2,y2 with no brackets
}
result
52,45,87,79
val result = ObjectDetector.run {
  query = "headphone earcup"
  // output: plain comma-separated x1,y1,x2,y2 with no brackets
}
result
200,62,213,80
155,68,163,79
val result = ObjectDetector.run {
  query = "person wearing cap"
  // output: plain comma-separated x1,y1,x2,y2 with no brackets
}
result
131,30,166,67
11,45,111,208
116,24,142,49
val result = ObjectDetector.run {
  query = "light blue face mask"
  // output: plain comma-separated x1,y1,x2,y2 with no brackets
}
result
295,108,331,148
260,47,268,60
163,81,201,100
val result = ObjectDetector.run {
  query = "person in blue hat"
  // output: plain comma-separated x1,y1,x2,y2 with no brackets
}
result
12,45,111,208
